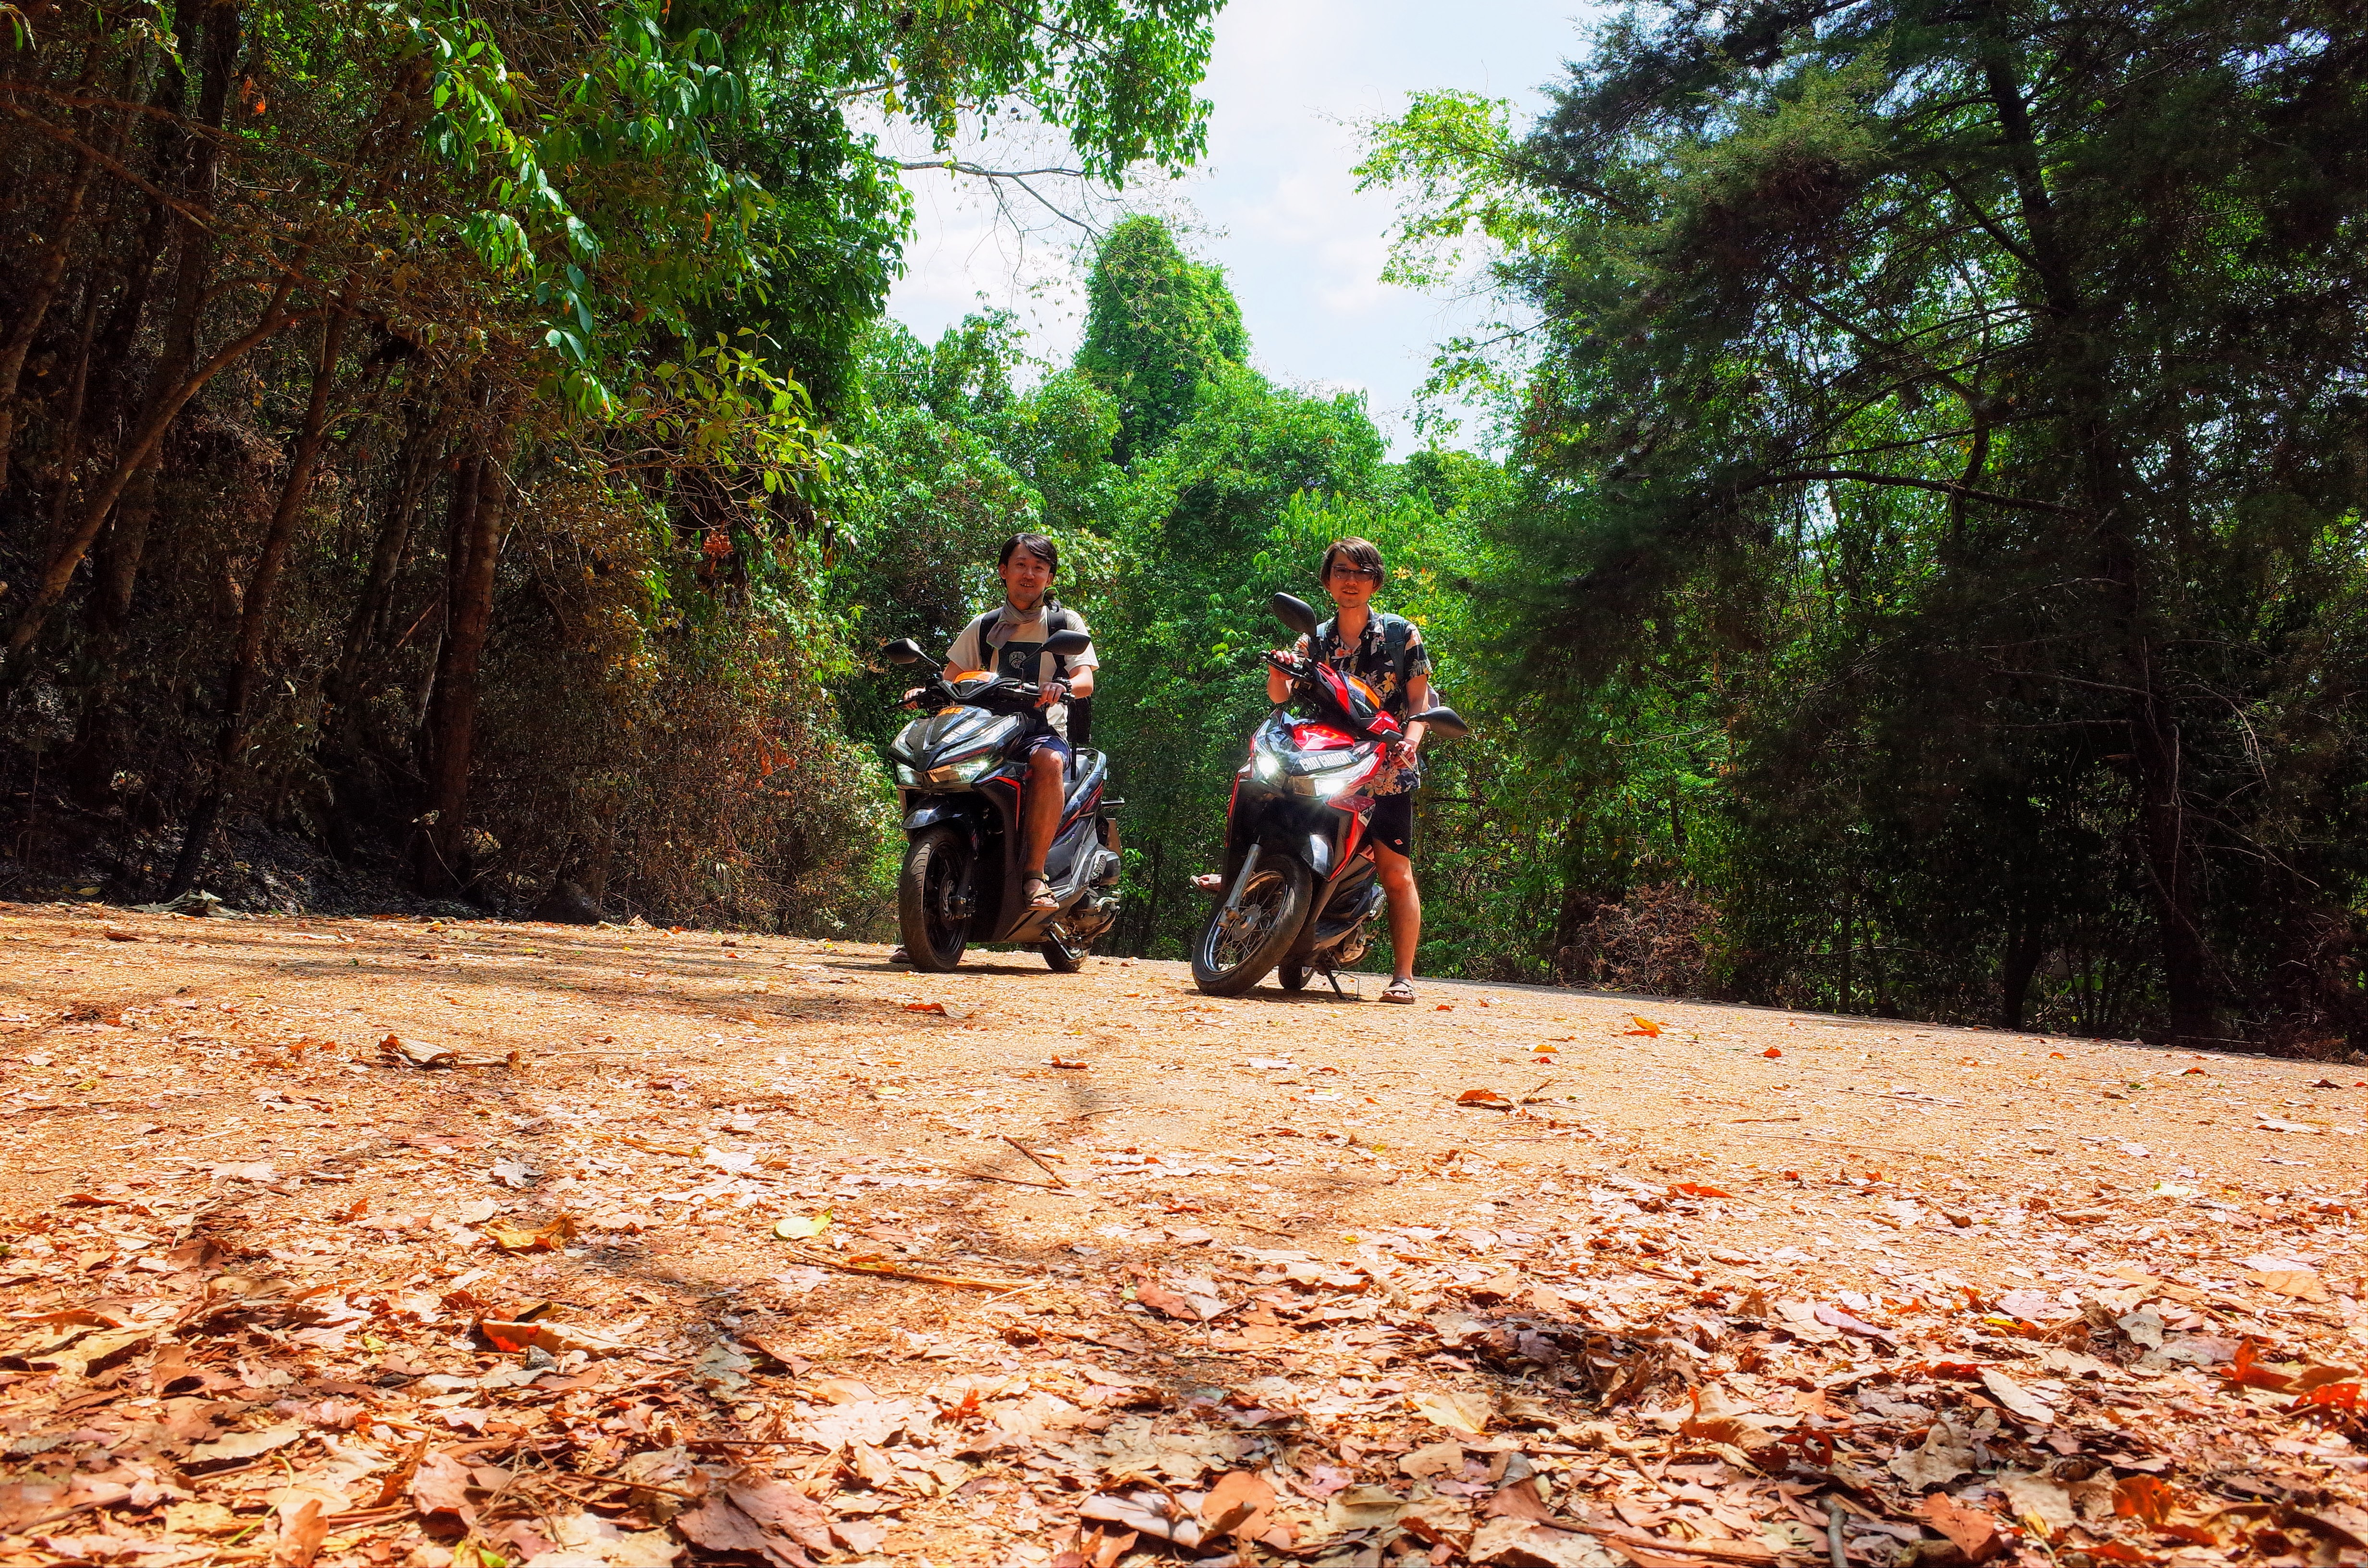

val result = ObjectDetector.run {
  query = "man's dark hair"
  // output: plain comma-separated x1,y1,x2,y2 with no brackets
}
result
999,532,1060,574
1320,536,1384,583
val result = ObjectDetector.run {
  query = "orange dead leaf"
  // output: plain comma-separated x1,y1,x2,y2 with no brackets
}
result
483,1214,575,1253
1455,1088,1515,1110
1624,1015,1663,1037
1047,1056,1088,1069
1762,1046,1782,1058
2223,1339,2295,1392
2115,1475,2182,1527
903,1001,947,1014
2289,1382,2360,1415
1917,1494,2005,1564
1671,1182,1734,1199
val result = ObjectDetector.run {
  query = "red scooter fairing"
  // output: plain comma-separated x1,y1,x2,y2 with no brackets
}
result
1306,662,1404,745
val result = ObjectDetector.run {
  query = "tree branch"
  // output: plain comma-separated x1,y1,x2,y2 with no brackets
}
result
1759,467,2078,514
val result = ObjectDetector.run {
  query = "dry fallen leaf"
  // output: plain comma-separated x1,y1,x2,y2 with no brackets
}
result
482,1214,574,1252
1919,1493,2006,1563
1409,1389,1492,1435
2246,1266,2331,1302
1982,1366,2056,1424
1456,1088,1515,1110
1624,1015,1663,1037
773,1211,832,1240
1201,1470,1278,1540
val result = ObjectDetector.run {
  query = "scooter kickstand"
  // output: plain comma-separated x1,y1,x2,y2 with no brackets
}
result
1326,970,1347,997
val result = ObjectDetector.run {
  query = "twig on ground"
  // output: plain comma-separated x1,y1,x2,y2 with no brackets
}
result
777,1244,1041,1292
1001,1134,1067,1186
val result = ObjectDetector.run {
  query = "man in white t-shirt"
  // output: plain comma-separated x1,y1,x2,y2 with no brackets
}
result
940,533,1099,911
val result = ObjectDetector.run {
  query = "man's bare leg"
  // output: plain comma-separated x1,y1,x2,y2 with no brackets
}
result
1375,840,1421,984
1022,748,1066,904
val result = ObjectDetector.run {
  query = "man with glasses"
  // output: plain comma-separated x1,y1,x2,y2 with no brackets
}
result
1265,537,1434,1003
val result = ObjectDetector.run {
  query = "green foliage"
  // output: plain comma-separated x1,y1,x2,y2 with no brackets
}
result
1074,215,1249,462
0,0,1222,926
1361,0,2368,1046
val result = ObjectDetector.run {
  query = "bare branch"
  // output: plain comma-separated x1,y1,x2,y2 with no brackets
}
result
1758,467,2080,514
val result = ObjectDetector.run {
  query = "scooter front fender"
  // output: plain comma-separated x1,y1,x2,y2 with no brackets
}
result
902,800,971,835
1259,821,1335,882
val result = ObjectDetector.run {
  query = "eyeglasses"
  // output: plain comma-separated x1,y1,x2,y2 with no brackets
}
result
1327,565,1380,581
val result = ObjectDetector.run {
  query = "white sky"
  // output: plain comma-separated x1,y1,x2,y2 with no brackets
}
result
882,0,1602,454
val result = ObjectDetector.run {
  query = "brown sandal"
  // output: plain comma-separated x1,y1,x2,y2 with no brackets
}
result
1023,873,1059,911
1380,977,1417,1004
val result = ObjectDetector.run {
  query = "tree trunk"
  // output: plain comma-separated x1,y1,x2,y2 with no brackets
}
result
1998,904,2047,1030
166,309,353,895
414,427,512,894
327,399,443,721
0,108,101,493
0,0,268,677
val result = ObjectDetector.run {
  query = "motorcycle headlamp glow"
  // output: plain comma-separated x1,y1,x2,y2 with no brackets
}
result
1300,761,1376,799
893,762,922,786
1252,751,1285,783
925,753,998,786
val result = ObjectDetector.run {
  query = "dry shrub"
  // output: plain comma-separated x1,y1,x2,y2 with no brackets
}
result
465,473,893,931
1562,882,1724,997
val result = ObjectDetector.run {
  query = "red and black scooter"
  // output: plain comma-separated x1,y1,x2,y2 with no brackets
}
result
1190,592,1468,997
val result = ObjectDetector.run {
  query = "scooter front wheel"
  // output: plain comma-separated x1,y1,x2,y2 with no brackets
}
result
1192,858,1311,996
898,826,971,972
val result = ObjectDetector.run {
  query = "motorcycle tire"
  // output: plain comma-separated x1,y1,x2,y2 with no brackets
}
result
1277,963,1308,992
1191,857,1312,997
1040,937,1086,973
898,826,971,972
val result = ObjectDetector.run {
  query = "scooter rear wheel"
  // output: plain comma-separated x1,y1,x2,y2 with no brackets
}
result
1191,858,1311,996
898,826,970,972
1277,963,1309,992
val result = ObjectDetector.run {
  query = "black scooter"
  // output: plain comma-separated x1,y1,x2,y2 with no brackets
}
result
1190,593,1468,996
881,633,1122,972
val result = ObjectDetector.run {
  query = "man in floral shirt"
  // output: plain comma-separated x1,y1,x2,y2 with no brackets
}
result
1265,537,1434,1003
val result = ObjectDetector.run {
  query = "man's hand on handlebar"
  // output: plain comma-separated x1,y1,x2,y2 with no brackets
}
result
1034,679,1070,711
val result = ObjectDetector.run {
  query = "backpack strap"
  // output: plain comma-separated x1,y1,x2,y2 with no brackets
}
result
1379,612,1414,698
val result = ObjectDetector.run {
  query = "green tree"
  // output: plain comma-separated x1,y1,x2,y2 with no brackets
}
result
1368,0,2368,1045
1074,215,1247,462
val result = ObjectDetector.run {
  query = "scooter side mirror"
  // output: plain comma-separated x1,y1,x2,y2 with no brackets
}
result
1042,629,1093,656
1411,706,1469,740
881,639,928,667
1270,592,1320,639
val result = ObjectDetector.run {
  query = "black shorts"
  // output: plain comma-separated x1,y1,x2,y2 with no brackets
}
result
1367,791,1414,858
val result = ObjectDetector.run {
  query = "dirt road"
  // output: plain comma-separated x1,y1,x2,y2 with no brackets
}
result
2,901,2362,1568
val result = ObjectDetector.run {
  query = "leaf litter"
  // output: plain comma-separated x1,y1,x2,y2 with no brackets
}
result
0,906,2363,1568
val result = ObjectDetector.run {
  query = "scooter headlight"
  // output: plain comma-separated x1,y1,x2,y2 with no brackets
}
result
925,753,998,786
893,762,923,786
1252,751,1285,784
1295,756,1379,799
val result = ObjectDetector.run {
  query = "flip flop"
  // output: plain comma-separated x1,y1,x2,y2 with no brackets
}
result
1381,977,1417,1004
1023,874,1059,911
